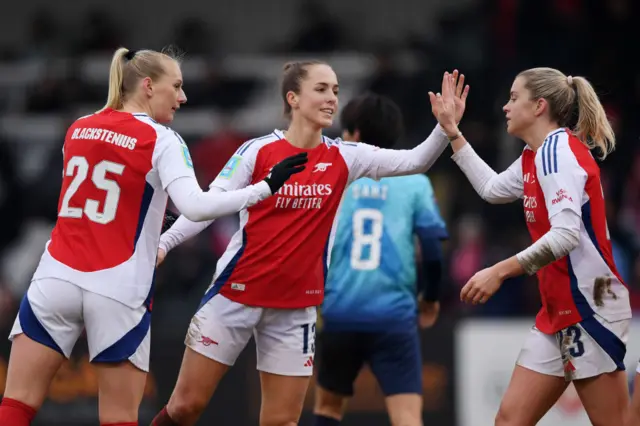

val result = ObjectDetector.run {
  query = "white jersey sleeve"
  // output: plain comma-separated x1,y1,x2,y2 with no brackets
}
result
339,125,449,182
152,128,197,189
154,130,271,222
535,132,586,219
159,210,215,253
210,140,259,191
451,143,523,203
158,138,263,251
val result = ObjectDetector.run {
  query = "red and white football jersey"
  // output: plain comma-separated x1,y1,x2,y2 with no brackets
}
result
521,128,630,333
33,109,196,308
203,130,423,309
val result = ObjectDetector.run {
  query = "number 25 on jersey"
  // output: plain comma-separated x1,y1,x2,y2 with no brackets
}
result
59,155,125,225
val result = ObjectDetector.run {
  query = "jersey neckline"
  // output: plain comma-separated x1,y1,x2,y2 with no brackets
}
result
272,129,331,152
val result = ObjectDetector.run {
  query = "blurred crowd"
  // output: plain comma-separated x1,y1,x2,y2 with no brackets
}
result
1,0,640,332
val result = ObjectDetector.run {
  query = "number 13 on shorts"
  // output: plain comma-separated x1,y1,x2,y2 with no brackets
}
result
301,323,316,355
557,325,585,381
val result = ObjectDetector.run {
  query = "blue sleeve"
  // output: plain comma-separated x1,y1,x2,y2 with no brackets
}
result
413,176,447,301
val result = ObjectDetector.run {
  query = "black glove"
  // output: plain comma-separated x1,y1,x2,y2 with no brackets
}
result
161,210,180,233
263,152,308,194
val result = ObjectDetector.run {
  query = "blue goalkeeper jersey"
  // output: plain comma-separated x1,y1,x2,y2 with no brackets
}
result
322,174,448,332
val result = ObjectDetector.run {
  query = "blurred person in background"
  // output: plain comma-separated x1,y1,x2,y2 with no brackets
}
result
312,91,459,426
151,66,467,426
435,67,630,426
0,46,305,426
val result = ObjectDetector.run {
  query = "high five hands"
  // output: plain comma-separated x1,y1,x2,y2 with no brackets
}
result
428,70,470,137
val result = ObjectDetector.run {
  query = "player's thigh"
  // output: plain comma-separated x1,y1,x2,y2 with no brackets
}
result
368,331,423,397
629,371,640,426
566,316,630,426
94,360,147,424
497,365,568,426
313,386,350,421
574,371,629,426
168,294,257,422
316,331,366,397
167,347,231,424
83,292,151,422
254,306,317,425
385,394,423,426
5,278,84,408
259,371,311,426
498,327,569,426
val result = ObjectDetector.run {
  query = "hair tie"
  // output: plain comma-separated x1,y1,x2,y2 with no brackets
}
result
124,50,137,61
567,75,574,86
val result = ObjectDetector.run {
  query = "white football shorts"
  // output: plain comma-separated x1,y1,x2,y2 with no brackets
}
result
517,315,628,381
9,277,151,372
186,293,317,376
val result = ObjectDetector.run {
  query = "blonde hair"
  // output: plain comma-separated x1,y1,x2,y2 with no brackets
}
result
101,46,183,111
517,67,616,159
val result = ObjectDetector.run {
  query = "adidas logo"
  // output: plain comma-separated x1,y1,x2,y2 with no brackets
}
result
304,357,314,367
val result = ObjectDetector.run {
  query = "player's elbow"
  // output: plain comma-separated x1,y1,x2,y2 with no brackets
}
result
179,208,207,222
480,190,515,205
482,194,511,204
479,182,516,204
562,226,581,251
174,198,207,222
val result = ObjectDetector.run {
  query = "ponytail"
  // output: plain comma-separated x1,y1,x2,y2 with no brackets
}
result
519,67,616,160
571,77,616,159
99,46,182,113
100,47,130,111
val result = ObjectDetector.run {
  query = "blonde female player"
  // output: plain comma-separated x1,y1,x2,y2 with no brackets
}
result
150,67,469,426
432,68,630,426
0,47,305,426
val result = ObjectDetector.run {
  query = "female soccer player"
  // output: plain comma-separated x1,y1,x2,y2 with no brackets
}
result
432,68,630,425
312,92,452,426
150,67,467,426
0,47,305,426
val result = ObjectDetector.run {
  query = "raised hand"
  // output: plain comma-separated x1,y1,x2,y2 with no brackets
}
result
428,72,459,137
451,69,470,124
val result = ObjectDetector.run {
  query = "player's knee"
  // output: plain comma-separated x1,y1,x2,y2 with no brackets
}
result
389,412,421,426
494,404,519,426
314,391,345,419
386,393,422,426
387,404,422,426
260,415,298,426
167,389,209,424
494,407,534,426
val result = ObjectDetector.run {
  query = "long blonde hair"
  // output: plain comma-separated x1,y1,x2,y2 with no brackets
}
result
101,46,183,111
517,67,615,159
